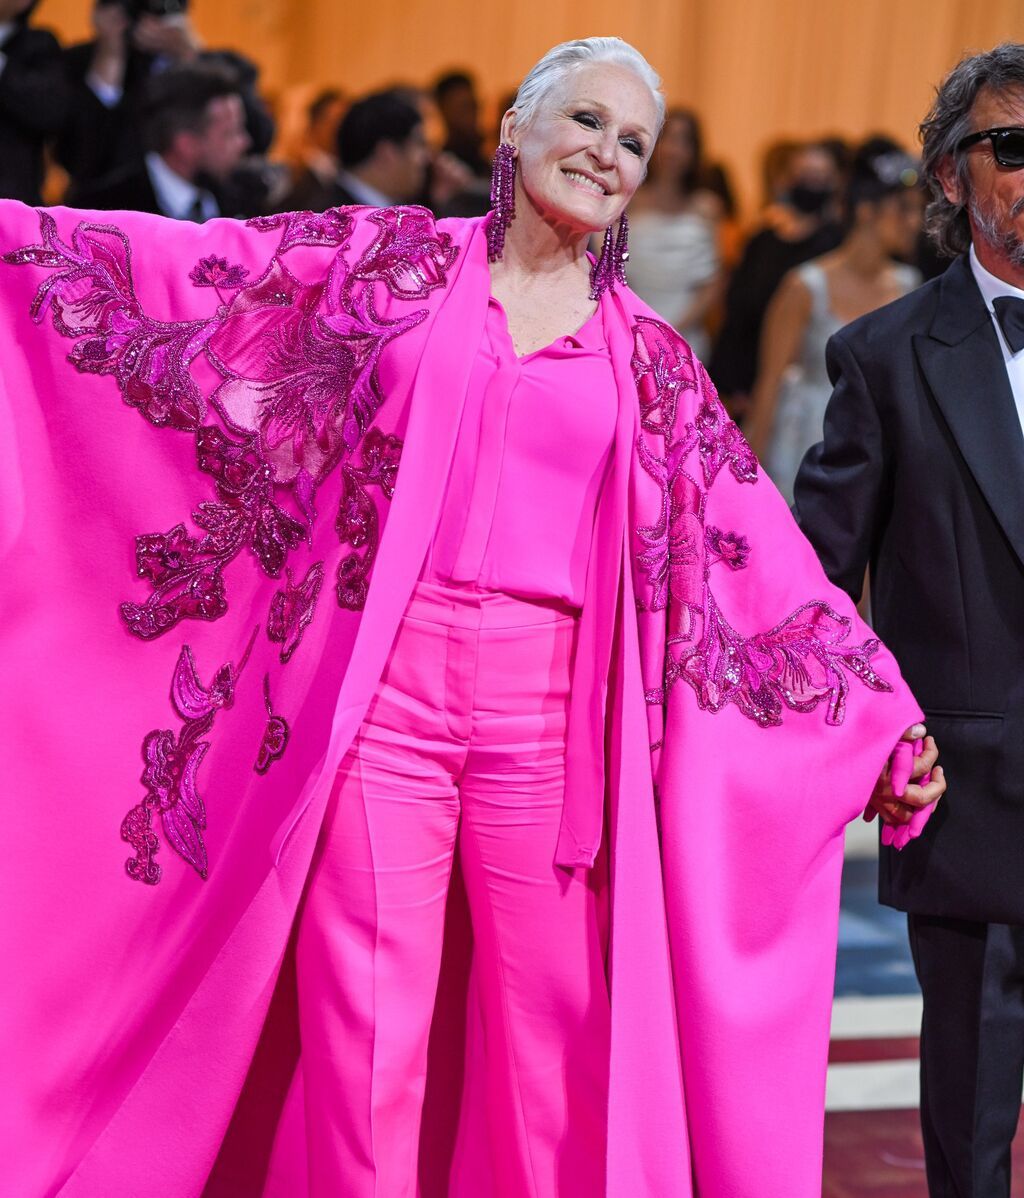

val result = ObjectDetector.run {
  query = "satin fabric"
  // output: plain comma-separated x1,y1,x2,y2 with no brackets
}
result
423,296,615,608
296,580,608,1197
0,202,924,1197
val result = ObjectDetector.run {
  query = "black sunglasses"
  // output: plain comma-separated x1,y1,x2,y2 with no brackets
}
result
957,126,1024,169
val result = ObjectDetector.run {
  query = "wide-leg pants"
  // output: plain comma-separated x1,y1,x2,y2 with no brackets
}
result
295,580,610,1197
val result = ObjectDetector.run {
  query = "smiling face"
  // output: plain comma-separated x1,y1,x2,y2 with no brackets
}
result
506,62,659,234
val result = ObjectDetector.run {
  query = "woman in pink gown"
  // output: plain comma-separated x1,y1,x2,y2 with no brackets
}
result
0,36,942,1198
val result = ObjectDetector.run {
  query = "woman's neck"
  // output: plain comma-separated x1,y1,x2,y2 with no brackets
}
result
494,183,593,288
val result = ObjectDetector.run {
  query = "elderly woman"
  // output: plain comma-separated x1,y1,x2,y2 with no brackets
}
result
0,37,941,1198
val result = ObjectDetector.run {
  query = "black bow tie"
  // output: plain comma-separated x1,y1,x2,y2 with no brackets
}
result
992,295,1024,354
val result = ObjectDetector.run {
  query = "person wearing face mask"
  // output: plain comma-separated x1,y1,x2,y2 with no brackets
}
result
708,140,845,420
746,138,923,501
0,36,942,1198
0,0,69,204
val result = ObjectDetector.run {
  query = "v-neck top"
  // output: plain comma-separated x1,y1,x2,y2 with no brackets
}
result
419,294,617,609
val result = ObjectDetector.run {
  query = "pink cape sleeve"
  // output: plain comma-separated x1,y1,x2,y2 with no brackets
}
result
628,312,924,1196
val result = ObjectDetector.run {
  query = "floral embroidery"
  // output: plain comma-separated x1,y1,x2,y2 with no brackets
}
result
7,206,437,644
705,527,750,570
189,255,249,289
2,214,213,430
120,633,255,885
246,207,354,253
255,674,290,775
335,427,403,609
121,427,306,639
632,318,891,728
5,204,456,882
267,561,325,663
353,207,457,300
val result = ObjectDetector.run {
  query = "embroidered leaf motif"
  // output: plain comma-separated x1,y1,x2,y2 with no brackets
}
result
631,318,891,728
267,561,325,663
121,638,253,884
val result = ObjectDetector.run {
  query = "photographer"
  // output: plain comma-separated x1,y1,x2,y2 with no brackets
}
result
0,0,69,203
70,62,252,219
58,0,273,192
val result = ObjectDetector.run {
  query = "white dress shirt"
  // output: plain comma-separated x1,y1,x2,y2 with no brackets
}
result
0,20,16,79
969,243,1024,437
145,151,219,222
336,169,393,208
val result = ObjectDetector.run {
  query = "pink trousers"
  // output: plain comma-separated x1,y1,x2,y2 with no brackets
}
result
295,580,610,1197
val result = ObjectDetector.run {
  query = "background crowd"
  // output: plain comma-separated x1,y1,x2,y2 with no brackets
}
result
0,0,953,501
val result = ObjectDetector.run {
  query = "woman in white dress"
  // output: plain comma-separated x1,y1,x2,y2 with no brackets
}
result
747,137,924,503
627,108,724,358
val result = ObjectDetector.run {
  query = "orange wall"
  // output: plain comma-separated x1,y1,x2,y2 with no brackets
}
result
35,0,1024,212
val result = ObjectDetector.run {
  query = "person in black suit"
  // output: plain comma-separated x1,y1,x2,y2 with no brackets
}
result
57,0,272,193
0,0,69,204
71,63,250,219
794,42,1024,1196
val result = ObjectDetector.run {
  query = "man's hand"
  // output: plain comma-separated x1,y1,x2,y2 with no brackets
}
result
865,722,946,825
93,2,131,51
132,14,201,61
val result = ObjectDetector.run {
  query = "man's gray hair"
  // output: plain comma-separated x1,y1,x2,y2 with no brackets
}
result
920,42,1024,257
510,37,665,137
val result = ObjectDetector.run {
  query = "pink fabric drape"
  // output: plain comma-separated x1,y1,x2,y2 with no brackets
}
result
0,202,922,1197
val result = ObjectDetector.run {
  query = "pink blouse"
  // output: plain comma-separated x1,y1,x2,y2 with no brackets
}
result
420,295,617,609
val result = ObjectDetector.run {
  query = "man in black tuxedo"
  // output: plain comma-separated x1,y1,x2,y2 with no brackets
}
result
71,63,251,220
57,0,273,193
0,0,69,204
794,43,1024,1196
276,88,473,218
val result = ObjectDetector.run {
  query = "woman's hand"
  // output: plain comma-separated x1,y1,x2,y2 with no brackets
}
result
865,722,946,826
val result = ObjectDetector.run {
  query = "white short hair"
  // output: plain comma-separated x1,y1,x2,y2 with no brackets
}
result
511,37,665,135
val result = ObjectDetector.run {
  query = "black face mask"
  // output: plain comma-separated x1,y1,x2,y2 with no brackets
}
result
788,183,835,215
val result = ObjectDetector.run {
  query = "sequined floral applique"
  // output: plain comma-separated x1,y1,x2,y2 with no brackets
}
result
335,427,403,609
5,204,456,882
353,206,458,300
255,674,290,775
6,206,436,643
632,317,892,729
121,633,255,885
267,561,325,663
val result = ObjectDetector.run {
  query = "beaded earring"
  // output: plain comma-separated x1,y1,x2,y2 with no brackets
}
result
589,212,630,300
487,141,517,262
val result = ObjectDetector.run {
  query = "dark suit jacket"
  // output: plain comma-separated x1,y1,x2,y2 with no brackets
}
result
0,23,69,204
794,254,1024,923
57,43,274,190
274,174,360,214
69,164,163,215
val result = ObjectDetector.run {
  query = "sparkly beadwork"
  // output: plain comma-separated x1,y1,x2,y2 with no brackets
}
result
5,205,454,883
486,142,517,263
120,634,255,884
255,674,290,775
589,212,630,300
335,427,403,610
631,316,892,728
267,561,325,663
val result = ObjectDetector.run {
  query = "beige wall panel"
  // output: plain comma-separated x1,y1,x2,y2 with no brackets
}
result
33,0,1024,215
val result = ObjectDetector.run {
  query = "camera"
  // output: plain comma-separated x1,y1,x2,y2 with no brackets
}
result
98,0,189,17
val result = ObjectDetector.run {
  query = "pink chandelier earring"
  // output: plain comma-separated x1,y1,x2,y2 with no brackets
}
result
487,141,517,262
589,212,630,300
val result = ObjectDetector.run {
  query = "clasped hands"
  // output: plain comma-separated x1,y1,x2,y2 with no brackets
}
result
864,723,946,839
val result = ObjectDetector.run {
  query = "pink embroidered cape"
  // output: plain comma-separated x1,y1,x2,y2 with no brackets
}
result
0,203,922,1197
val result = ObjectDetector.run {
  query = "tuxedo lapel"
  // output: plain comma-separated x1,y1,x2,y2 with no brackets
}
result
913,255,1024,569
